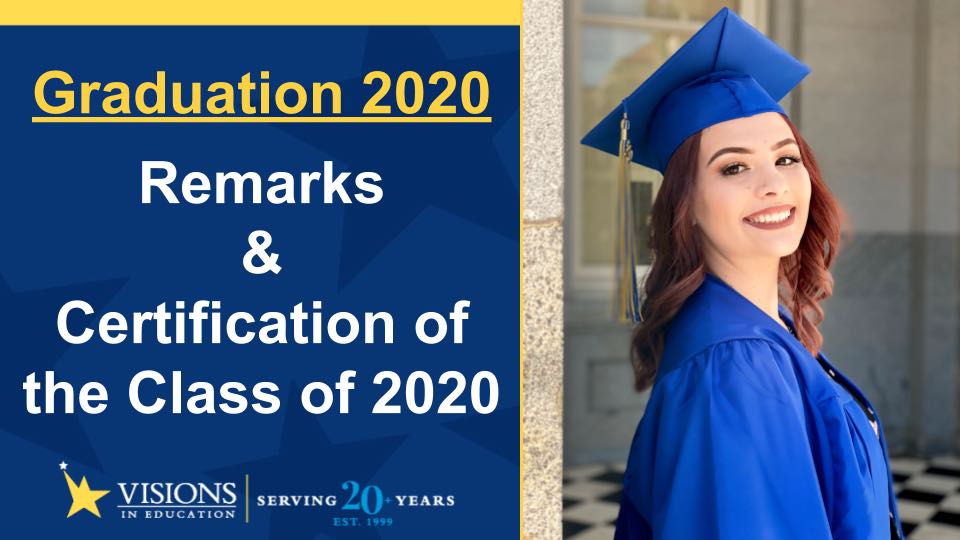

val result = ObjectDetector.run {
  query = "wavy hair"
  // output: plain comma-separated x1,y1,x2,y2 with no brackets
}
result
629,113,846,392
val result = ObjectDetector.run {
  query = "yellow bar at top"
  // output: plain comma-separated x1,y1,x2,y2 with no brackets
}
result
0,0,521,25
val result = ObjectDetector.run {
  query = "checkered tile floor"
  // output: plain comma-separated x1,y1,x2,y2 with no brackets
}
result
563,455,960,539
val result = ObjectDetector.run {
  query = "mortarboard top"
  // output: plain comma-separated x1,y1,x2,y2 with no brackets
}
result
580,6,811,174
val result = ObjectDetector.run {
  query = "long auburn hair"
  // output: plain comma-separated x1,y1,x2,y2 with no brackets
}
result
630,113,846,392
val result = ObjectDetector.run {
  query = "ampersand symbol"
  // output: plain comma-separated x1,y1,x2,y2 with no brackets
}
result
243,230,282,275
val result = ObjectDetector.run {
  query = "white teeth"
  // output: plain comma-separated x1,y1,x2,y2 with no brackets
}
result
747,209,791,224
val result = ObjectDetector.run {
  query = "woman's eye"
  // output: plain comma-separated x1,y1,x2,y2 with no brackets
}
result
721,163,746,176
777,155,802,166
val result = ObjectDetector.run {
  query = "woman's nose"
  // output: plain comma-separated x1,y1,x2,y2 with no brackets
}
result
755,163,789,196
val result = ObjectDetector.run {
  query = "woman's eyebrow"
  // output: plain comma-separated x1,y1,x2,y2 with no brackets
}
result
706,138,798,166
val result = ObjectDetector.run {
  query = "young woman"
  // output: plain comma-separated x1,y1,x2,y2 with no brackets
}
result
582,8,905,540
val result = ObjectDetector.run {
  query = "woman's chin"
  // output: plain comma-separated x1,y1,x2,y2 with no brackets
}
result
746,237,803,259
767,242,803,258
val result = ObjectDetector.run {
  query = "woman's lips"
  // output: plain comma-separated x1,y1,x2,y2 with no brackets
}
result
743,206,796,230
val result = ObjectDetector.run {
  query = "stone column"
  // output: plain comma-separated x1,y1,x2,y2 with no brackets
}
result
522,0,565,538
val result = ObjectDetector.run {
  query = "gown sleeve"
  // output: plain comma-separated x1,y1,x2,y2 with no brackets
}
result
615,338,833,540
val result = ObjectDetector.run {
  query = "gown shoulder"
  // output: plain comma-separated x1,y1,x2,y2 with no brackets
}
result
614,337,831,540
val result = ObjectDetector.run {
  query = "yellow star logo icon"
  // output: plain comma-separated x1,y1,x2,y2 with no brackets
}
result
63,469,110,518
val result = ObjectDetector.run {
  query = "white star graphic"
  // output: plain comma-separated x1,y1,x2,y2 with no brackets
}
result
59,461,68,470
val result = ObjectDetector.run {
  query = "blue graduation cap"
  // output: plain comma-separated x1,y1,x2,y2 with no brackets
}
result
579,6,810,323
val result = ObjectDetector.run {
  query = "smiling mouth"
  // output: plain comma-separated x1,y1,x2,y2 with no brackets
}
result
743,206,796,230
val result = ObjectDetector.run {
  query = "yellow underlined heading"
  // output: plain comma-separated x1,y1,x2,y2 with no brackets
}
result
31,116,492,124
1,1,520,25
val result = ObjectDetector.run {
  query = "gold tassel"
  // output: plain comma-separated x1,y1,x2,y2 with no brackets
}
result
615,109,641,323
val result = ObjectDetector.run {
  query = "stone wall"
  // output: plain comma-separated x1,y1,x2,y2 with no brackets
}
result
522,0,565,538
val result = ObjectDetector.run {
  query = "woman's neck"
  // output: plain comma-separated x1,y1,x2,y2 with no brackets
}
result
705,255,785,328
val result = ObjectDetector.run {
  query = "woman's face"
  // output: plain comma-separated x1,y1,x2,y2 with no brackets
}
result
691,112,811,266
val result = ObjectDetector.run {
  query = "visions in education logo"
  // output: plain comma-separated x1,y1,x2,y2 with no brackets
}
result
59,462,239,521
60,461,109,518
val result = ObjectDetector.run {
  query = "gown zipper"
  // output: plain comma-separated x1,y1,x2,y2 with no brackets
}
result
781,318,898,539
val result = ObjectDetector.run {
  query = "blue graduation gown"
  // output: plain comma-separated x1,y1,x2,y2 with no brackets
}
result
614,273,905,540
